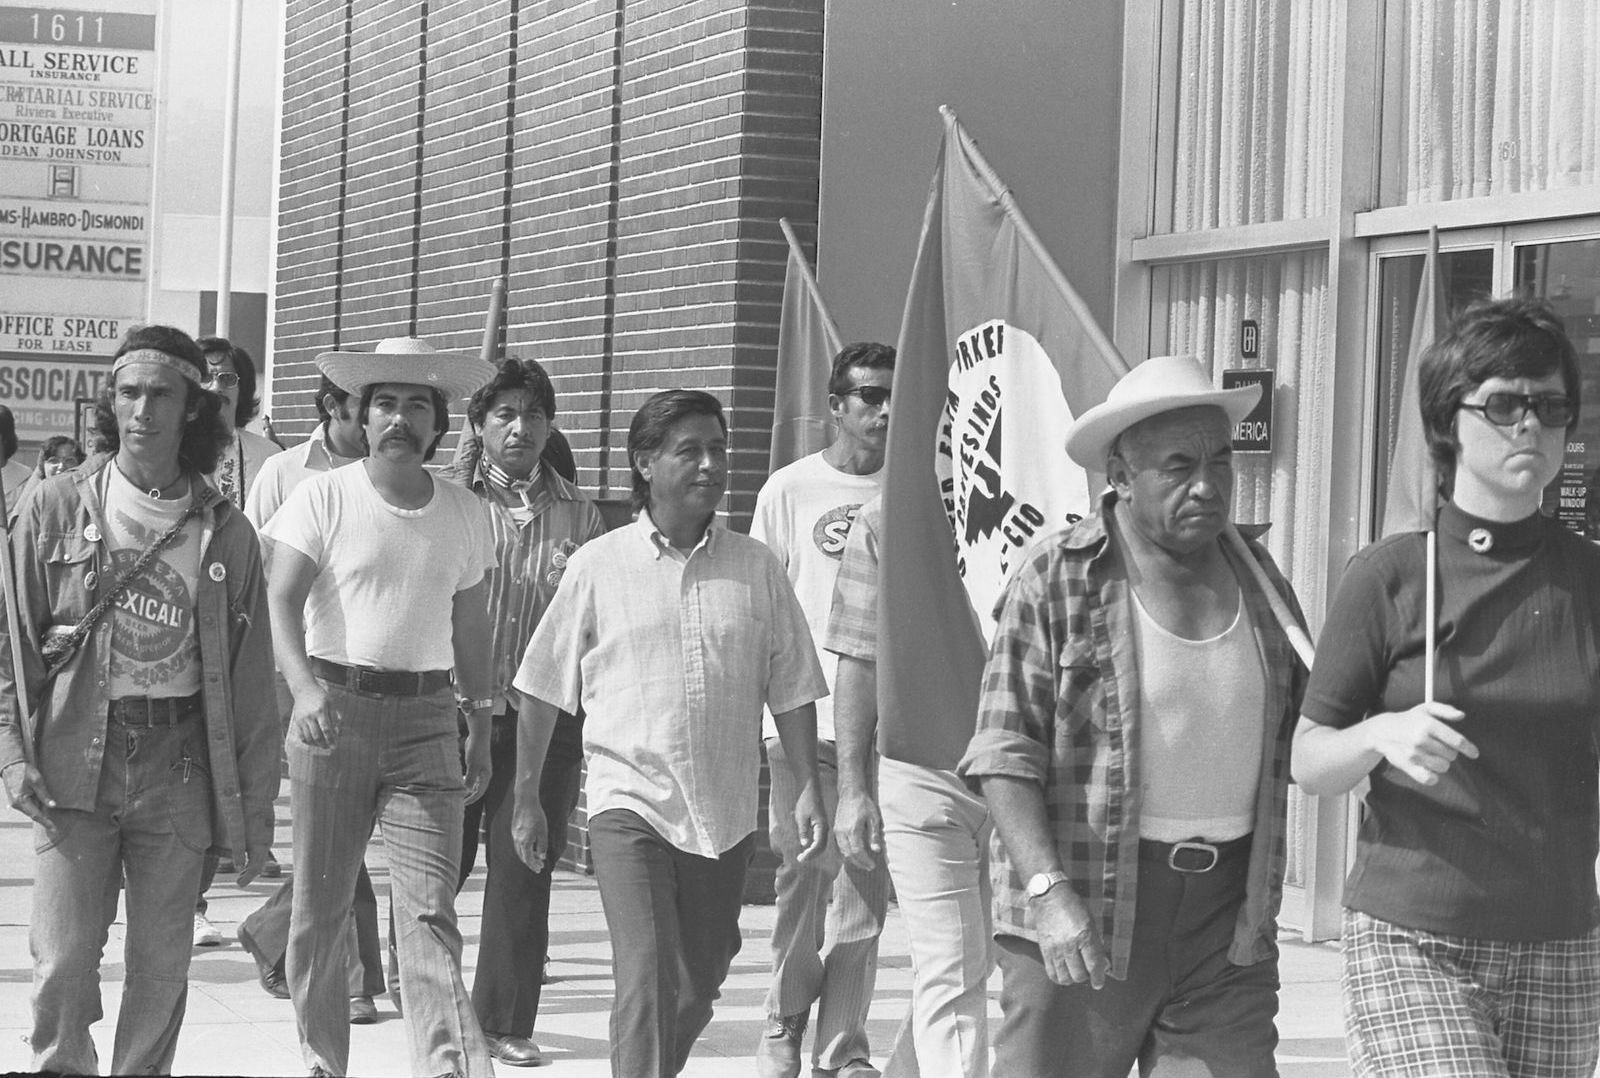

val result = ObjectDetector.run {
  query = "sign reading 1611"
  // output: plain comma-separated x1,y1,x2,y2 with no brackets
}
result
0,2,155,443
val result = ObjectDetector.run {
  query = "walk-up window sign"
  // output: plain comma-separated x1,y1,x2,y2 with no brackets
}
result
1223,368,1273,453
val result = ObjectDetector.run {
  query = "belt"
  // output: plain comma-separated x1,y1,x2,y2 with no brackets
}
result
107,693,204,728
310,656,452,697
1139,833,1253,874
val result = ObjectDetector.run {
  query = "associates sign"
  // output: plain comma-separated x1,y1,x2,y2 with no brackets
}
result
0,3,155,441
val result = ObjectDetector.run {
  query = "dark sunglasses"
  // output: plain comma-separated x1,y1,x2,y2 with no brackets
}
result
1458,392,1574,428
840,385,891,408
203,369,241,388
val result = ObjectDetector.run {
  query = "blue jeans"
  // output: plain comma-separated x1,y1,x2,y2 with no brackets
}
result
30,710,213,1075
286,680,490,1077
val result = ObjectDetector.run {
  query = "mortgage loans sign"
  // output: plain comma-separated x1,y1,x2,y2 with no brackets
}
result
0,3,155,441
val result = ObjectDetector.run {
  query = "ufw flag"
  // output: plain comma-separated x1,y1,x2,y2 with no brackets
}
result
879,107,1128,769
770,218,846,473
1380,226,1444,537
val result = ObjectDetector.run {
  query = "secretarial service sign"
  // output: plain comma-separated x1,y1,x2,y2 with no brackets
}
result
0,2,155,443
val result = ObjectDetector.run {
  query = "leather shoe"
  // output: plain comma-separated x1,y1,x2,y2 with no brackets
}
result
756,1011,807,1078
485,1033,545,1067
235,924,289,1000
349,995,378,1024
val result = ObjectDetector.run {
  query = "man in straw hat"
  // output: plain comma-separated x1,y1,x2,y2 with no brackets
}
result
262,336,498,1077
957,355,1308,1077
0,324,280,1074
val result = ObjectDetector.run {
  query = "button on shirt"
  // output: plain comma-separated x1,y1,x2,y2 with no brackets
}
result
514,511,827,858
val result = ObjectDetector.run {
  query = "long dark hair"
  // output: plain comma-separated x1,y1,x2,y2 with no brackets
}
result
93,325,232,474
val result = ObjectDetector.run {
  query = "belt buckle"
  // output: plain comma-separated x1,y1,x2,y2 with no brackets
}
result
1167,840,1219,874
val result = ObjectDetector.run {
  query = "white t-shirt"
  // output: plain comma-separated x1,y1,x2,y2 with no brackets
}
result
263,462,496,672
750,451,882,741
103,465,202,699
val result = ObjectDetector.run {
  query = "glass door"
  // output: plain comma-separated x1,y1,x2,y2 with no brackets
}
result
1513,235,1600,536
1366,221,1600,543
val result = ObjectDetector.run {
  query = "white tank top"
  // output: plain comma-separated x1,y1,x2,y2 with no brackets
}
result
1132,586,1266,842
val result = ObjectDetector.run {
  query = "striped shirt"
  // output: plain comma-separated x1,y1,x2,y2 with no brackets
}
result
515,513,827,857
957,494,1306,981
824,494,882,664
457,457,607,708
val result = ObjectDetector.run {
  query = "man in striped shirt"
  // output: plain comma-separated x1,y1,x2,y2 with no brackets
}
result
448,356,606,1068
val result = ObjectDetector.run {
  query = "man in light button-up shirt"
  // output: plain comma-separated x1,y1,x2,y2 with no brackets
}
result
511,389,829,1078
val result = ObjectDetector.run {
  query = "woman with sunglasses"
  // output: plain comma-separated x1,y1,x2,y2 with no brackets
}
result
1292,297,1600,1077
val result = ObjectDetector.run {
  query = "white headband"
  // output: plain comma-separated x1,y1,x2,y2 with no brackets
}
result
112,348,203,385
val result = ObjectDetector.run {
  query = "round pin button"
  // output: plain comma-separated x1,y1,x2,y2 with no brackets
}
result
208,562,227,582
84,524,101,542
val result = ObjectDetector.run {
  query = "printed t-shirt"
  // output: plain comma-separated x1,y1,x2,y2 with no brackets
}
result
750,451,880,741
103,464,202,699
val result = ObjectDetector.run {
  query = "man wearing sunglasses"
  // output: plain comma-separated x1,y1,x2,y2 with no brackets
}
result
752,341,895,1078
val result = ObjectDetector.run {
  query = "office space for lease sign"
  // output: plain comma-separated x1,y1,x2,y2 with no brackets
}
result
0,2,155,443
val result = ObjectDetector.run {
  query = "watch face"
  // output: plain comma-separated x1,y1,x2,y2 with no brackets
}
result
1027,873,1051,897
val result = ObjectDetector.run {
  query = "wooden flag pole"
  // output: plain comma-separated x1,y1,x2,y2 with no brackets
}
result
1223,523,1316,670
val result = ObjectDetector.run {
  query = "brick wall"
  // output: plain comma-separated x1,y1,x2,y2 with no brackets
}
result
275,0,827,887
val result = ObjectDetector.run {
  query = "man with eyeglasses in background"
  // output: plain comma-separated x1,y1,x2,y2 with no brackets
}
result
752,342,895,1078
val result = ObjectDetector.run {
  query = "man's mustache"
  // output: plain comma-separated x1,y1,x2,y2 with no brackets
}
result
380,429,423,450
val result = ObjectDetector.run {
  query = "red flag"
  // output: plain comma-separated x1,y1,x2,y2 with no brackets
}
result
1381,227,1444,536
879,108,1128,770
769,218,845,473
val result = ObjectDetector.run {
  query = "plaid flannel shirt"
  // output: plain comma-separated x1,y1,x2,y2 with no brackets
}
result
957,493,1307,981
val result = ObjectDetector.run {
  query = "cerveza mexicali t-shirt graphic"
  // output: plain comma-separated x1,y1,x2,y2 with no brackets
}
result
104,467,202,698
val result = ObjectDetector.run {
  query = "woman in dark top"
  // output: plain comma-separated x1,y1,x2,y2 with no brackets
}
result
1293,297,1600,1077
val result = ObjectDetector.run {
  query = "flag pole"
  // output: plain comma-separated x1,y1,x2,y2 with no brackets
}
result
1424,531,1437,702
940,107,1125,374
1222,525,1316,669
778,218,843,357
940,105,1312,668
0,484,35,769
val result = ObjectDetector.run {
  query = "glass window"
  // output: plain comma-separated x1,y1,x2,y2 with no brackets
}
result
1369,247,1494,531
1152,250,1330,612
1163,0,1336,231
1516,238,1600,534
1380,0,1600,206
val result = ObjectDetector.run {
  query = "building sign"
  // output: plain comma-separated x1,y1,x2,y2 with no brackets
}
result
0,3,155,444
1223,368,1273,453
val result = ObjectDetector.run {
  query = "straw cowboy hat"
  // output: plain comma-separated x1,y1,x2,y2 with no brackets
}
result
315,336,495,401
1064,355,1261,470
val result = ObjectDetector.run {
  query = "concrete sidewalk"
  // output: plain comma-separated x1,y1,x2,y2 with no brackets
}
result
0,798,1351,1076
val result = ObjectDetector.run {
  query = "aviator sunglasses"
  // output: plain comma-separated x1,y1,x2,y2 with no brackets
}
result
1458,392,1574,428
203,369,241,389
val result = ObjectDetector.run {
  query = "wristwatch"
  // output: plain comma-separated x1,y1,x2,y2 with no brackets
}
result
458,697,497,714
1025,869,1070,899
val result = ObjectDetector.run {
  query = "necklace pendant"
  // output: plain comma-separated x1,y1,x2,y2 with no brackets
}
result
1468,527,1494,554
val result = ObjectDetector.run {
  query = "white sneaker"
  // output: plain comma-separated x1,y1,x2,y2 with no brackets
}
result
193,913,223,947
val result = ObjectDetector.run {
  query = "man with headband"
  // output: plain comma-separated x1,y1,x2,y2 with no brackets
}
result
0,325,280,1074
264,336,498,1077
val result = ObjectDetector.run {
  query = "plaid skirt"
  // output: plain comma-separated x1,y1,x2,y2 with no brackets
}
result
1342,908,1600,1078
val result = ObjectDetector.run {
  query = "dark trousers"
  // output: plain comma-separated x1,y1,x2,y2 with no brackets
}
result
239,861,388,997
994,839,1279,1078
589,808,754,1078
455,708,585,1037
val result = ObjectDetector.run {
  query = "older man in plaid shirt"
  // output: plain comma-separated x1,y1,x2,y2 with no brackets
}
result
957,357,1308,1077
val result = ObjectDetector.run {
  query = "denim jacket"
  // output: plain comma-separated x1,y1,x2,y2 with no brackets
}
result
0,453,279,861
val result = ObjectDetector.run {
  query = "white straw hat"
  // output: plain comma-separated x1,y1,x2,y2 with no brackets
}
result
1064,355,1261,469
315,337,495,401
